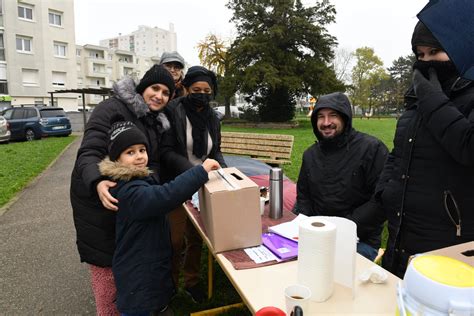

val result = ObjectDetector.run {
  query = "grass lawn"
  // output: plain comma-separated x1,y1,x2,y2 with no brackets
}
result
0,136,77,208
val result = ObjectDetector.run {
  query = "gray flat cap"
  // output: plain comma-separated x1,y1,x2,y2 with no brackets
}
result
159,51,185,68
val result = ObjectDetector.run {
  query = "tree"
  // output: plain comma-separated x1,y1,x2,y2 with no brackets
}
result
386,54,416,113
332,47,354,85
350,47,388,113
196,34,237,119
197,34,228,76
227,0,343,122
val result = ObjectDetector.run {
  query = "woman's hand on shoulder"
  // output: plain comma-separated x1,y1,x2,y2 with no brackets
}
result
97,180,119,211
202,159,220,173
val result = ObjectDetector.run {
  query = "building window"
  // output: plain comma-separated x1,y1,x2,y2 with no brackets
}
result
89,51,103,59
52,71,66,86
0,2,3,27
76,49,81,56
18,4,33,20
124,67,134,76
0,34,4,61
53,42,67,57
22,68,39,86
48,10,62,26
0,81,7,94
92,64,104,73
16,36,32,53
0,64,6,83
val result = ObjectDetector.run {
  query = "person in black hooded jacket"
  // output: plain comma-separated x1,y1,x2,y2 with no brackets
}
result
293,92,388,261
70,65,175,315
373,21,474,278
160,66,226,303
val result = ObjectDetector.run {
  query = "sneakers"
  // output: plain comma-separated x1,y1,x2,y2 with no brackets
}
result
185,283,207,304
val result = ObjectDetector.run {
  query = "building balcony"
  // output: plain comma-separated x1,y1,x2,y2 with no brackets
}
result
85,56,108,64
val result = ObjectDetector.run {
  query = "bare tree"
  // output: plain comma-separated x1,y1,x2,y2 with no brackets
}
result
332,47,353,84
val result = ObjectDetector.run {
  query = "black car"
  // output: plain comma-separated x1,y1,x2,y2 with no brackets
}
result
1,106,72,141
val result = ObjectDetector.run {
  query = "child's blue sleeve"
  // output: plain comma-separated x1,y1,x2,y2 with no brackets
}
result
119,165,208,220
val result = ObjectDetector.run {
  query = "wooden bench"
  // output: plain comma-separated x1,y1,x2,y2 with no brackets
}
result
220,132,294,166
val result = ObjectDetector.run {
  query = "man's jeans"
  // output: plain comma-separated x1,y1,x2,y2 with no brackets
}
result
357,242,378,261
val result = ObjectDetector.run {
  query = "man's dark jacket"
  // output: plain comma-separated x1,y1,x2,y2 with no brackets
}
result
376,78,474,277
98,157,208,314
70,77,170,267
160,96,227,182
295,92,388,249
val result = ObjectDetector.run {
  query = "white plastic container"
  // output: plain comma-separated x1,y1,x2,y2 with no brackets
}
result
396,254,474,316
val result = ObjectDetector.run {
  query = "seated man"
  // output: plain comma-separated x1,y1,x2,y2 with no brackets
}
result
294,92,388,260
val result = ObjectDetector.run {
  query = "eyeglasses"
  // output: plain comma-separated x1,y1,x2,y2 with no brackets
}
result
163,63,183,71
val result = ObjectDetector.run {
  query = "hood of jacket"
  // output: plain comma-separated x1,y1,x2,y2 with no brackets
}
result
112,77,170,131
311,92,354,147
98,157,151,182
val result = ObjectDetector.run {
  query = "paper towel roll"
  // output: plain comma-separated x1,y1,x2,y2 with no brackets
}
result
297,217,337,302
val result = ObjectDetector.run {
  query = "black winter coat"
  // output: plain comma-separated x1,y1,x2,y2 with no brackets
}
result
160,96,226,182
70,77,171,267
98,158,209,314
295,92,388,249
376,79,474,277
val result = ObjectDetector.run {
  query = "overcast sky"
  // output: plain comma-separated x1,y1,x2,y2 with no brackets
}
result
74,0,428,68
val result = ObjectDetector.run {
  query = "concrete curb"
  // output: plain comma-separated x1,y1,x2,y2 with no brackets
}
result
0,136,80,216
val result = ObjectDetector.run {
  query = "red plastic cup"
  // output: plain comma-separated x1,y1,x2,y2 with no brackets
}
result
255,306,286,316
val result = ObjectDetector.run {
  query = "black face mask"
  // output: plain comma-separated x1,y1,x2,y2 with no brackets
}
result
187,93,212,108
413,60,459,86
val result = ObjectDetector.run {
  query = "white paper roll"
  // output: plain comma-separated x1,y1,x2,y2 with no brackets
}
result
297,217,337,302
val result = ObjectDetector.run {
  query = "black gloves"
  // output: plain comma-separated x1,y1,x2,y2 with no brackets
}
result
413,68,449,114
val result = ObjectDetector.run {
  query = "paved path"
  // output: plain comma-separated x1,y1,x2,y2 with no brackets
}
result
0,137,96,314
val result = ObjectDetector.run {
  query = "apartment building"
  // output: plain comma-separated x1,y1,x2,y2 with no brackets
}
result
75,45,158,109
99,24,177,58
1,0,78,111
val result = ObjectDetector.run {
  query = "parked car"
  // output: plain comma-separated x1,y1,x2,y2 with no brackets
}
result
0,115,11,143
1,106,71,141
214,106,243,118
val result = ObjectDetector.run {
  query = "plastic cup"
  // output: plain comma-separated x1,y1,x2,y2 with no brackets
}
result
284,284,311,315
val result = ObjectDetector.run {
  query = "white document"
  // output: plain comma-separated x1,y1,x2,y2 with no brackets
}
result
268,214,308,242
244,245,280,264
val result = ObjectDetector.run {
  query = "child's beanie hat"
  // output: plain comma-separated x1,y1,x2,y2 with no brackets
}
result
108,114,149,161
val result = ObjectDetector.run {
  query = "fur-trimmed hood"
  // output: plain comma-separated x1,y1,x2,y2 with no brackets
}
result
112,77,170,131
98,157,151,182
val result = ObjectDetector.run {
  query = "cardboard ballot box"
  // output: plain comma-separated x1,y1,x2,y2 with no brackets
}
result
198,167,262,253
427,241,474,266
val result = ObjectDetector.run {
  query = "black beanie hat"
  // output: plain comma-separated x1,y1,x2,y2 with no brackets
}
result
135,64,175,96
182,66,218,96
411,21,444,54
108,118,149,161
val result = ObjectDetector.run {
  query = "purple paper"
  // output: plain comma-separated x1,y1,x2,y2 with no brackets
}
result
262,232,298,260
